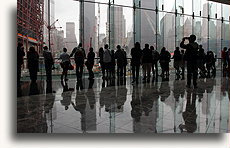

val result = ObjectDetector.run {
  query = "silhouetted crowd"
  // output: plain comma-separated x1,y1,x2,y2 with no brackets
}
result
17,34,230,90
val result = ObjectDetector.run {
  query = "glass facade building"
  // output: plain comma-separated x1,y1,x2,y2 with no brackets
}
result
76,0,229,57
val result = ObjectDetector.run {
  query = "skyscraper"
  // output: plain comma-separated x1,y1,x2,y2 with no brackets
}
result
106,6,126,49
65,22,78,52
84,0,96,53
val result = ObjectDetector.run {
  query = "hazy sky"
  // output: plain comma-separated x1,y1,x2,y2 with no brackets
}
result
55,0,174,42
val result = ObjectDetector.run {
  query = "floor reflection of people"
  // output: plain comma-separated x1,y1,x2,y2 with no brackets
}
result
116,83,127,111
179,90,197,133
17,82,47,133
71,81,87,132
44,81,55,113
131,86,142,122
132,84,157,133
60,81,74,110
159,81,171,102
173,80,186,102
86,79,95,110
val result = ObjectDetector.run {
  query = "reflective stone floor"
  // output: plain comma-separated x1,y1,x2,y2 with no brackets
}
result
17,74,230,133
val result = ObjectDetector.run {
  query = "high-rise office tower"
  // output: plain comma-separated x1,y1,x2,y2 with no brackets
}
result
65,22,78,52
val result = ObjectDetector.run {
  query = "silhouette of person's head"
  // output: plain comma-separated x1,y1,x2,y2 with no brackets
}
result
161,47,166,53
150,46,155,51
17,42,23,48
189,34,196,43
116,45,121,50
99,47,103,52
29,47,36,52
104,44,109,49
78,43,82,47
135,42,140,49
176,47,179,50
89,47,93,52
43,46,48,51
145,44,149,49
199,45,203,49
223,47,227,51
63,48,67,52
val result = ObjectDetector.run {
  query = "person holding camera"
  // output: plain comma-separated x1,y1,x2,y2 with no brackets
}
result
180,35,199,89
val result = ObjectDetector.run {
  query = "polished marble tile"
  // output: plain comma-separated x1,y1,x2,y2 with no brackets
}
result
17,75,229,133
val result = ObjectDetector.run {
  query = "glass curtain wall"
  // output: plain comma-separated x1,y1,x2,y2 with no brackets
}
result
77,0,229,57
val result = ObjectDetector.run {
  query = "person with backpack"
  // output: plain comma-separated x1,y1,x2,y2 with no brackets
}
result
172,47,182,80
59,48,70,81
151,46,160,81
131,42,142,84
141,44,153,83
115,45,126,78
43,46,54,82
103,44,112,79
180,34,199,88
70,43,86,80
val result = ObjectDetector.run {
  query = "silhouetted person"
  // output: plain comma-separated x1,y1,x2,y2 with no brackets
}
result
17,42,25,86
197,45,206,78
110,49,116,78
180,35,199,88
180,50,185,80
221,47,228,76
205,51,216,78
43,46,54,82
70,43,86,80
122,47,128,78
141,44,152,83
151,46,160,80
172,47,182,80
27,47,39,82
99,47,105,78
115,45,126,78
159,47,171,80
103,44,112,79
131,42,142,84
59,48,70,81
86,47,95,80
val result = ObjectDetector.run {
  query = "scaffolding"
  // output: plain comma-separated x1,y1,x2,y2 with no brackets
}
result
17,0,44,53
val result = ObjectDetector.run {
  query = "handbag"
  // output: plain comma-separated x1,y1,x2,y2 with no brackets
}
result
68,64,74,70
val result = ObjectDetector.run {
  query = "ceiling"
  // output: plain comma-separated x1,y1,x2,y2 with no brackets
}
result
209,0,230,5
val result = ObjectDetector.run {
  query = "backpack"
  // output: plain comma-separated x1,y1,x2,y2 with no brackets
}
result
103,49,112,63
74,47,84,59
152,50,160,62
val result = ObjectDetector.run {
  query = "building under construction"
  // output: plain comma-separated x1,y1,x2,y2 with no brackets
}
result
17,0,44,53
